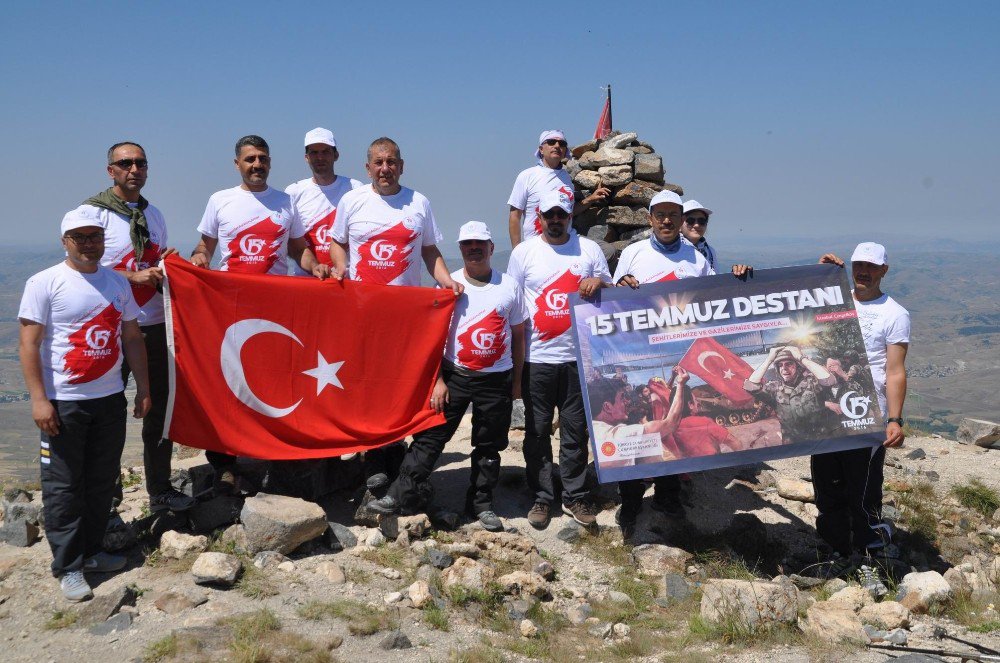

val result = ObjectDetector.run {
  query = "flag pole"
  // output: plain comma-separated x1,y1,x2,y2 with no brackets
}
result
607,84,612,133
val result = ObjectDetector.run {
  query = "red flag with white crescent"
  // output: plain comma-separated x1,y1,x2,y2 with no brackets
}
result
594,95,612,140
162,255,455,459
677,336,755,406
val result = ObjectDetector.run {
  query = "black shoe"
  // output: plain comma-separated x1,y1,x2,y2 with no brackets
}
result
368,495,400,515
650,495,685,518
366,473,390,492
149,488,196,513
476,510,504,532
615,506,638,542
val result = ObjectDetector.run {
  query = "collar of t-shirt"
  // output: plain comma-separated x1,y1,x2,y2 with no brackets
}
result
534,160,564,170
650,234,682,255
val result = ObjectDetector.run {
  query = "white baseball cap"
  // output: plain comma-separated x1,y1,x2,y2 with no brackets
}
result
683,199,713,215
538,189,573,215
649,190,683,210
457,221,492,242
61,207,106,235
850,242,888,266
304,127,337,148
534,129,567,161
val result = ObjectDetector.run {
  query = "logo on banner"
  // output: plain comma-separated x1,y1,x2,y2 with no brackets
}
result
839,390,875,429
600,441,617,457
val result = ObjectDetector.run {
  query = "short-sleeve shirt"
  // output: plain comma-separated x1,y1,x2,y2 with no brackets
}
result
77,202,168,326
506,233,611,364
18,263,138,400
197,186,302,275
612,237,715,284
690,238,717,271
854,292,910,413
285,176,363,275
332,185,443,286
507,165,575,241
443,269,527,373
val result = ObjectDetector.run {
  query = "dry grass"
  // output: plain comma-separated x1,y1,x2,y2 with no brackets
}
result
297,598,397,635
43,608,78,630
236,562,279,600
356,544,411,572
951,478,1000,517
573,527,634,567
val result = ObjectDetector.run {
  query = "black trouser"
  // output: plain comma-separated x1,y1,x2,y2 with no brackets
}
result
811,445,886,556
120,322,173,497
522,361,590,505
390,368,512,513
365,440,407,482
40,393,127,577
618,475,681,516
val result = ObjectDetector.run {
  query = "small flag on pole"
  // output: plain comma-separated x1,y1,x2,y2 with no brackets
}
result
594,84,612,140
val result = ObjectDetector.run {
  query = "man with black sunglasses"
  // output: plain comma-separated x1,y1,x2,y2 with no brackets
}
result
507,130,610,247
681,200,715,271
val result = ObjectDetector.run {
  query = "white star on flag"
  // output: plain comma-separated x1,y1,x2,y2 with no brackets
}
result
302,352,345,394
722,368,735,380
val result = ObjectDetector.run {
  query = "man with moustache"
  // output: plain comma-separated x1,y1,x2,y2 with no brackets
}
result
368,221,526,531
508,189,612,528
681,200,716,270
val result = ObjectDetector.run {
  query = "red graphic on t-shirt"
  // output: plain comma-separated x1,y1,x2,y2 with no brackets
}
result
456,309,508,370
306,209,336,266
115,241,161,306
226,217,284,273
63,303,121,384
355,222,418,285
656,271,679,283
533,270,581,341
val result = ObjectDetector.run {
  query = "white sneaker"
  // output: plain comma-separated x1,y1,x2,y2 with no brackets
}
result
60,571,93,602
83,552,127,573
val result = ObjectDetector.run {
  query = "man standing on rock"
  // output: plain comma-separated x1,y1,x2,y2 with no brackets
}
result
507,130,610,247
19,208,151,601
508,190,612,529
329,136,462,494
816,243,910,562
368,221,526,531
681,200,716,271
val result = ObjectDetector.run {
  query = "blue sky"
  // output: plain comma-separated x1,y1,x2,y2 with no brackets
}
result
2,1,997,253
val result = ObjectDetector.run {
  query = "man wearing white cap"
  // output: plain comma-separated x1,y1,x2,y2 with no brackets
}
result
508,190,612,528
368,221,526,531
18,209,151,601
815,243,910,562
507,130,611,247
285,128,363,276
681,200,716,271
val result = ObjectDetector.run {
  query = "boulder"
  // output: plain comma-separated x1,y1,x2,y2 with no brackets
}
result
581,147,634,169
658,573,692,603
530,557,556,581
662,182,685,196
152,591,208,614
441,556,495,591
858,601,911,630
896,571,953,613
240,493,327,554
159,531,208,559
497,571,550,598
190,552,242,586
699,579,799,628
585,224,612,243
78,585,138,626
556,523,582,543
957,418,1000,448
799,601,867,643
380,513,432,540
827,585,874,611
613,180,661,207
471,530,537,558
598,206,644,228
571,140,598,159
426,549,454,569
408,580,435,608
776,478,815,502
573,169,604,190
325,521,358,551
220,523,248,554
596,165,632,187
633,154,664,182
0,519,39,547
315,561,346,584
603,132,638,150
632,544,693,574
1,497,43,524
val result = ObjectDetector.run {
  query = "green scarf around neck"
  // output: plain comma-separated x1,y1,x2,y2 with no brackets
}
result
84,188,150,260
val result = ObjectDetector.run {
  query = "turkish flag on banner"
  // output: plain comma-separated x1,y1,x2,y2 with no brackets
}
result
677,337,755,406
162,256,455,459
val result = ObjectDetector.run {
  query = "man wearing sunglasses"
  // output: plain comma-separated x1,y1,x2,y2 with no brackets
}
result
681,200,716,271
507,130,610,247
508,190,612,529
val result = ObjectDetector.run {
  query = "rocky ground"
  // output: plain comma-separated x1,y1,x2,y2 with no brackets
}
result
1,422,999,663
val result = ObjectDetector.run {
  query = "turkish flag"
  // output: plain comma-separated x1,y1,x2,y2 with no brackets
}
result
677,337,754,406
162,256,455,459
594,95,612,140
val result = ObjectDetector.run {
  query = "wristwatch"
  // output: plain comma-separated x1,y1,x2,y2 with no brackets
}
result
887,417,904,426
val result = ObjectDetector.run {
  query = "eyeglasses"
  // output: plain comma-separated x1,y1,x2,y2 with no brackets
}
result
110,158,148,170
541,208,569,220
684,216,709,226
652,211,684,222
543,139,568,148
65,232,105,245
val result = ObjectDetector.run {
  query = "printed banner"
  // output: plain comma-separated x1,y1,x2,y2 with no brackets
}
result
571,264,884,483
163,256,455,459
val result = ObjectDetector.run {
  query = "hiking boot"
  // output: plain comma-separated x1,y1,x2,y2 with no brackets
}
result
562,500,597,526
149,488,196,513
367,495,401,516
83,552,127,573
60,571,93,602
615,505,639,542
366,473,390,492
527,502,551,529
857,564,888,599
476,510,504,532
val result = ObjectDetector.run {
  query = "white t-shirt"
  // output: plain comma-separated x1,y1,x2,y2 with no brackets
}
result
443,269,527,373
285,175,363,275
506,233,611,364
507,165,575,241
18,263,139,401
332,185,443,286
197,186,303,276
76,202,168,327
854,292,910,414
612,237,715,284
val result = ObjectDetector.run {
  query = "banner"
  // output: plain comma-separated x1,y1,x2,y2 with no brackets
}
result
162,256,455,459
571,264,884,483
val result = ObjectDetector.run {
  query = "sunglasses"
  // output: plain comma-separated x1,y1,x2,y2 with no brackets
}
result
65,232,105,245
541,208,569,220
543,139,568,147
110,158,148,169
684,216,709,226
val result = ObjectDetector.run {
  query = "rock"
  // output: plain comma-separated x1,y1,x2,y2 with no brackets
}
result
905,448,927,460
510,399,526,430
573,169,604,190
658,573,692,603
277,560,295,572
0,520,39,547
882,505,901,521
159,531,209,559
318,634,343,650
921,470,940,482
585,224,611,243
519,619,539,637
498,571,549,598
380,513,432,540
190,552,242,586
607,590,635,607
353,494,382,528
395,530,410,547
662,182,685,196
597,205,642,228
633,153,665,183
1,498,43,524
428,506,460,531
571,140,598,159
824,578,849,594
471,530,537,558
188,494,243,533
442,556,495,591
78,585,138,626
556,523,582,543
384,591,403,604
859,601,911,630
789,574,825,589
828,586,874,611
776,478,815,502
379,631,412,650
252,551,289,569
957,418,1000,448
886,628,909,645
240,493,327,555
415,564,438,583
700,579,799,628
426,549,454,569
362,529,387,547
588,622,612,639
443,542,480,559
612,622,631,638
613,180,661,206
633,544,693,574
315,561,346,584
531,558,556,581
408,580,434,608
596,165,632,187
602,132,638,150
799,601,867,643
220,523,248,553
566,602,592,625
152,591,207,614
581,147,634,169
896,571,953,613
89,611,132,636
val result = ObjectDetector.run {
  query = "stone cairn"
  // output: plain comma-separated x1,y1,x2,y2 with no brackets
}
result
566,131,683,273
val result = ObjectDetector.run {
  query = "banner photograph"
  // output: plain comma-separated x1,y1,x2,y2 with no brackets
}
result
571,264,885,483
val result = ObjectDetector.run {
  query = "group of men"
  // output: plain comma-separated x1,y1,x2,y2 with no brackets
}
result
19,128,909,602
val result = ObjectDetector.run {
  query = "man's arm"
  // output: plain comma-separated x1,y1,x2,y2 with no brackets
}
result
574,186,611,215
510,322,525,400
884,342,908,448
19,320,59,436
747,347,780,385
787,346,834,382
421,244,463,295
190,235,218,269
643,369,689,437
329,240,349,281
121,320,151,418
508,206,523,248
117,266,164,288
288,236,329,280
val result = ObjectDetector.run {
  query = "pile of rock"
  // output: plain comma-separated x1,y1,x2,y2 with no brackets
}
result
566,131,684,270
